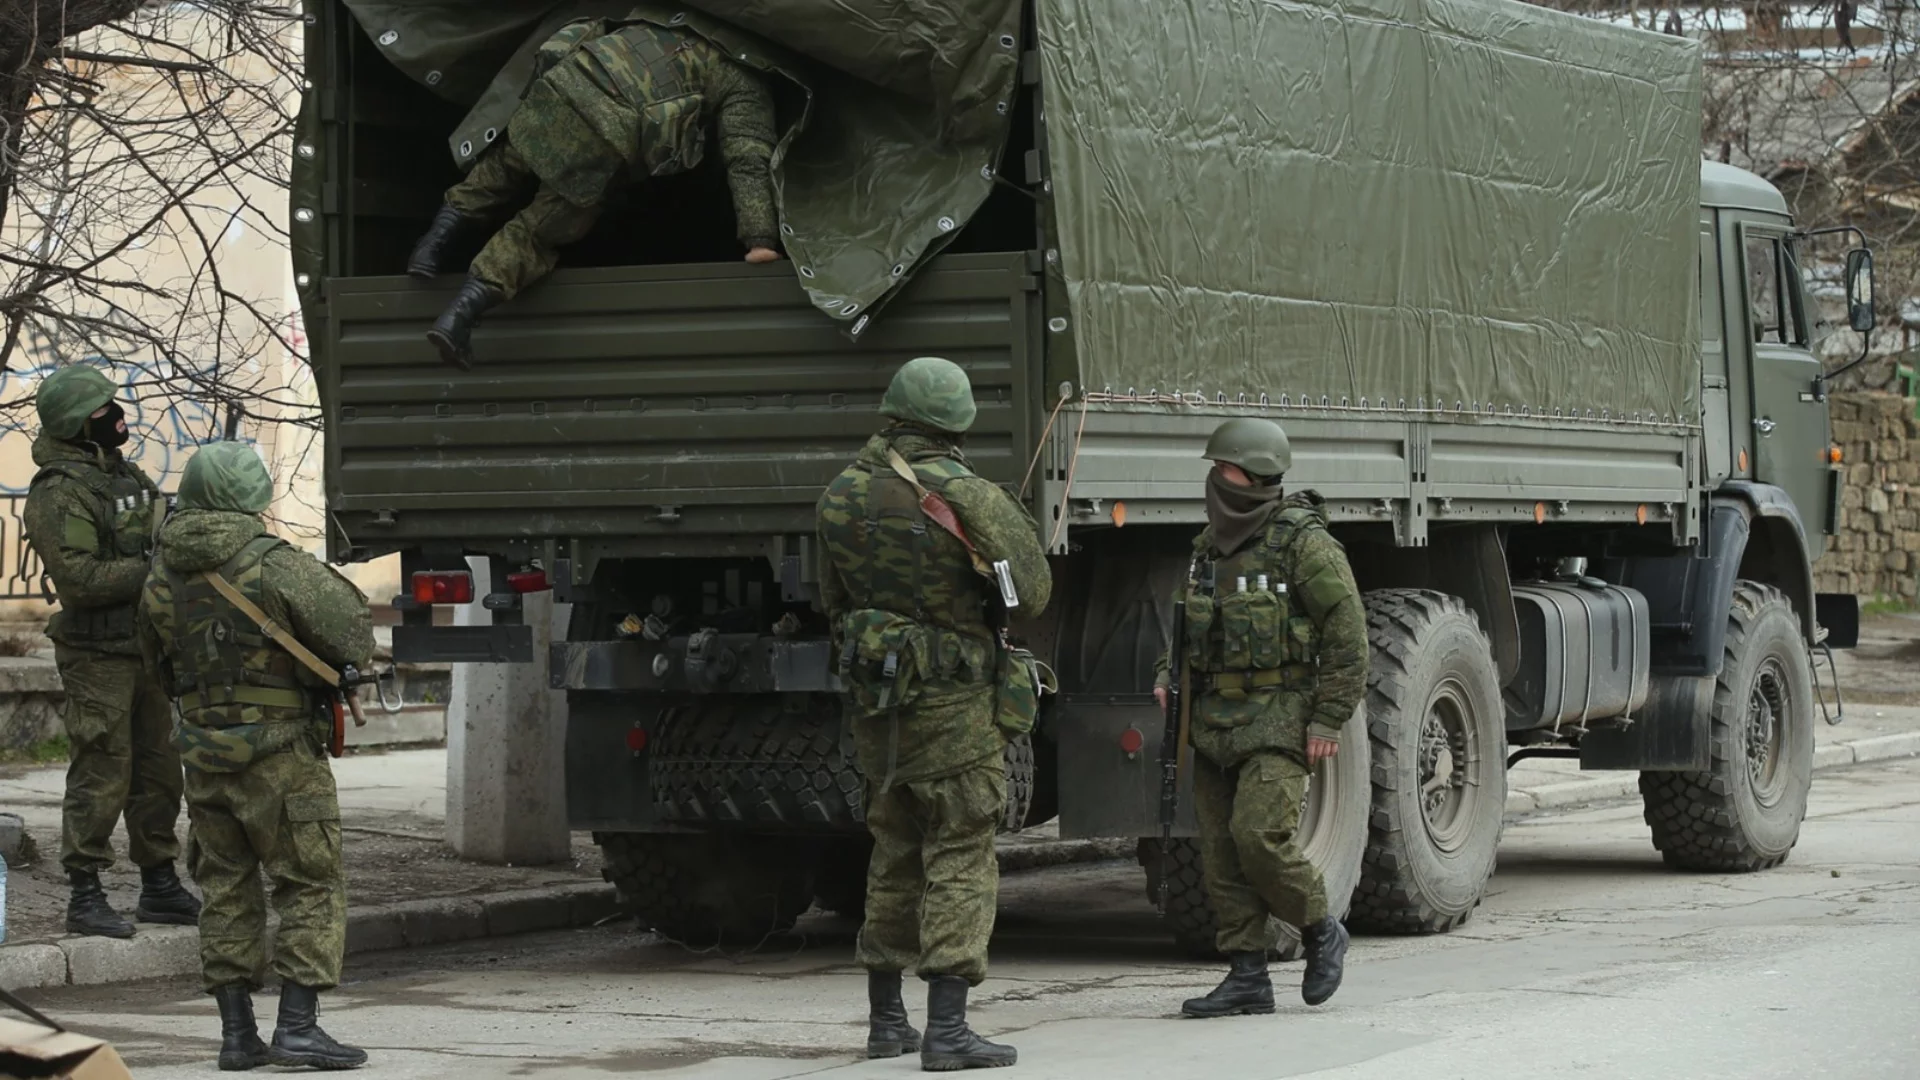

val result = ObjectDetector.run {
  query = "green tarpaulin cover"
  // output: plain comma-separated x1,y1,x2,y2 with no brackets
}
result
334,0,1020,332
1036,0,1705,423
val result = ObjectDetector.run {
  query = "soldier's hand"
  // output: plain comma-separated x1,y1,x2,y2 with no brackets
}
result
744,246,781,264
1154,685,1169,711
1307,736,1339,766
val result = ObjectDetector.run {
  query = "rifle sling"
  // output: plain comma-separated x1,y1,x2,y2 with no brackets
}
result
885,448,993,577
201,570,342,687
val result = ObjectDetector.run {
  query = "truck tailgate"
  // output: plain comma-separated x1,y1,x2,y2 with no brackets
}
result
321,252,1041,557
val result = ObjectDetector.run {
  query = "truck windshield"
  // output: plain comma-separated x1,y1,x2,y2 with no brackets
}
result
1744,234,1809,347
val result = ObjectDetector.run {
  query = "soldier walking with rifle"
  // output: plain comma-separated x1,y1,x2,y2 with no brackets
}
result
135,442,377,1071
1154,418,1367,1014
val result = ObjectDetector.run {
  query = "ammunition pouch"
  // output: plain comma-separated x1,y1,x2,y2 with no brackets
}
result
49,604,137,645
1199,664,1314,701
835,608,992,719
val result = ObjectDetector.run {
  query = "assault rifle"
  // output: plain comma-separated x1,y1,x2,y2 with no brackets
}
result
1157,597,1191,914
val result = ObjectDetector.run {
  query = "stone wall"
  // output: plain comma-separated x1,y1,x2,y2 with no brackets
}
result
1816,392,1920,603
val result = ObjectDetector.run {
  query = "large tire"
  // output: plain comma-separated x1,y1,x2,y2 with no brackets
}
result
1639,582,1814,871
649,694,863,828
597,832,818,946
1349,590,1507,934
1136,731,1370,959
1003,733,1036,832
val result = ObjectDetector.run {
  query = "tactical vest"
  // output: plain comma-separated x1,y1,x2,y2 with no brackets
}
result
143,535,309,728
30,458,160,645
1182,506,1325,699
820,446,996,717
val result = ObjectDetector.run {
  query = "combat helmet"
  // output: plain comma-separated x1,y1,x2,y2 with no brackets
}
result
35,365,119,441
1203,417,1292,480
178,442,274,514
878,356,977,434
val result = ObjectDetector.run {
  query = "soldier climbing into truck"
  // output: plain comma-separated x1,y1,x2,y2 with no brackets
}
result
406,11,782,371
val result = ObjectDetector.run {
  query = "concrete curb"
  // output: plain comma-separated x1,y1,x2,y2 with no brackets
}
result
997,837,1135,873
0,882,620,993
1505,730,1920,816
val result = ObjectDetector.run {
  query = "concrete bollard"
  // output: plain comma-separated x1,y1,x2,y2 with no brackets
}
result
445,557,572,864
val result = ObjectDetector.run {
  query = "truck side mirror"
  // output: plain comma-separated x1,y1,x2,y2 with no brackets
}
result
1846,248,1876,332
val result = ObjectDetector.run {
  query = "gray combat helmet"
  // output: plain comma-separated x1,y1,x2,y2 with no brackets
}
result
1203,417,1292,479
878,356,977,434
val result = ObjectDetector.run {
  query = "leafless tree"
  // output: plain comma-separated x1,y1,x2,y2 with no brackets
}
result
0,0,315,438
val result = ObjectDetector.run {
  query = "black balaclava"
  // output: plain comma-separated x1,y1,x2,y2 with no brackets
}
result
81,402,130,449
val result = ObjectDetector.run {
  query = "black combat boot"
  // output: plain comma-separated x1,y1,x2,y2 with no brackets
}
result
425,276,503,371
137,861,202,925
269,984,367,1070
867,970,923,1059
920,975,1015,1071
1180,951,1274,1018
65,869,135,939
1300,915,1349,1006
407,205,482,280
213,984,271,1072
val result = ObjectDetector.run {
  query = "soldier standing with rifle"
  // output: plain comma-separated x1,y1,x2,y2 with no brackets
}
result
816,357,1052,1071
23,364,201,939
1154,418,1367,1014
136,442,375,1071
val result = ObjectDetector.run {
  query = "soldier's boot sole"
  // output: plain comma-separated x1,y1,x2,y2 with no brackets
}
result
65,914,136,939
1179,1000,1276,1019
921,1049,1017,1072
135,904,200,926
426,328,474,372
268,1046,367,1071
218,1042,271,1072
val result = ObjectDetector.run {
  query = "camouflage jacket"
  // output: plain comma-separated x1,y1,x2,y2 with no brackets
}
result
1156,491,1367,769
510,18,778,245
136,509,374,734
816,428,1051,781
23,434,162,654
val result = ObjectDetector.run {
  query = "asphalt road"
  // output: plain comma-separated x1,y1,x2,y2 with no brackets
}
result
21,757,1920,1080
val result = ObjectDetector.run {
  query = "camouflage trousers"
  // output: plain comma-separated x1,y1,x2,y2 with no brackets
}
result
184,737,346,993
1194,751,1327,953
54,645,182,874
856,761,1005,985
446,139,601,300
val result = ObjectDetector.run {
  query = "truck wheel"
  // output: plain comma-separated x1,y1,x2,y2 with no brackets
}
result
1135,734,1368,960
1349,590,1506,934
1638,582,1814,871
650,694,863,828
597,831,817,946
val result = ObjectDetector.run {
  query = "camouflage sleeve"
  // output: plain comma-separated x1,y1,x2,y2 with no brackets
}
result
942,476,1052,618
1294,529,1367,742
709,62,778,247
263,547,375,670
22,478,149,608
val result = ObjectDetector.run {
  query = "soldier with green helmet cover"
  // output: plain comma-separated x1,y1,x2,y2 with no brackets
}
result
408,14,782,371
22,363,201,939
135,441,375,1071
816,356,1051,1071
1154,416,1366,1014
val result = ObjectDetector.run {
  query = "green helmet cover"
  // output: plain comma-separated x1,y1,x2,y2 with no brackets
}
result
178,442,274,514
1203,417,1293,478
36,365,119,441
878,356,977,434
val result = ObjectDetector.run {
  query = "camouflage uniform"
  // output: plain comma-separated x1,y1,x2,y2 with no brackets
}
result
135,447,373,997
22,379,182,883
446,19,779,299
1157,491,1367,952
816,360,1051,999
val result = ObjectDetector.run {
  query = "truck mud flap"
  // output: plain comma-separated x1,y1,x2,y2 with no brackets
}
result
1578,674,1713,771
1053,694,1199,840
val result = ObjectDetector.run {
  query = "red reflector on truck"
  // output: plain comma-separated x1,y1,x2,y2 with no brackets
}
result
506,570,550,594
411,571,474,605
626,727,649,753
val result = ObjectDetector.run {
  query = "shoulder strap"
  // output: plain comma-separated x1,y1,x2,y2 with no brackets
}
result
201,546,340,687
1265,506,1324,550
885,448,991,577
30,460,108,494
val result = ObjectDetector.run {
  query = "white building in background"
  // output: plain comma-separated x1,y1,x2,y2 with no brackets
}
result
0,16,398,621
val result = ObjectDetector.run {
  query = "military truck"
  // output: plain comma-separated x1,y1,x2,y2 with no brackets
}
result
296,0,1869,951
